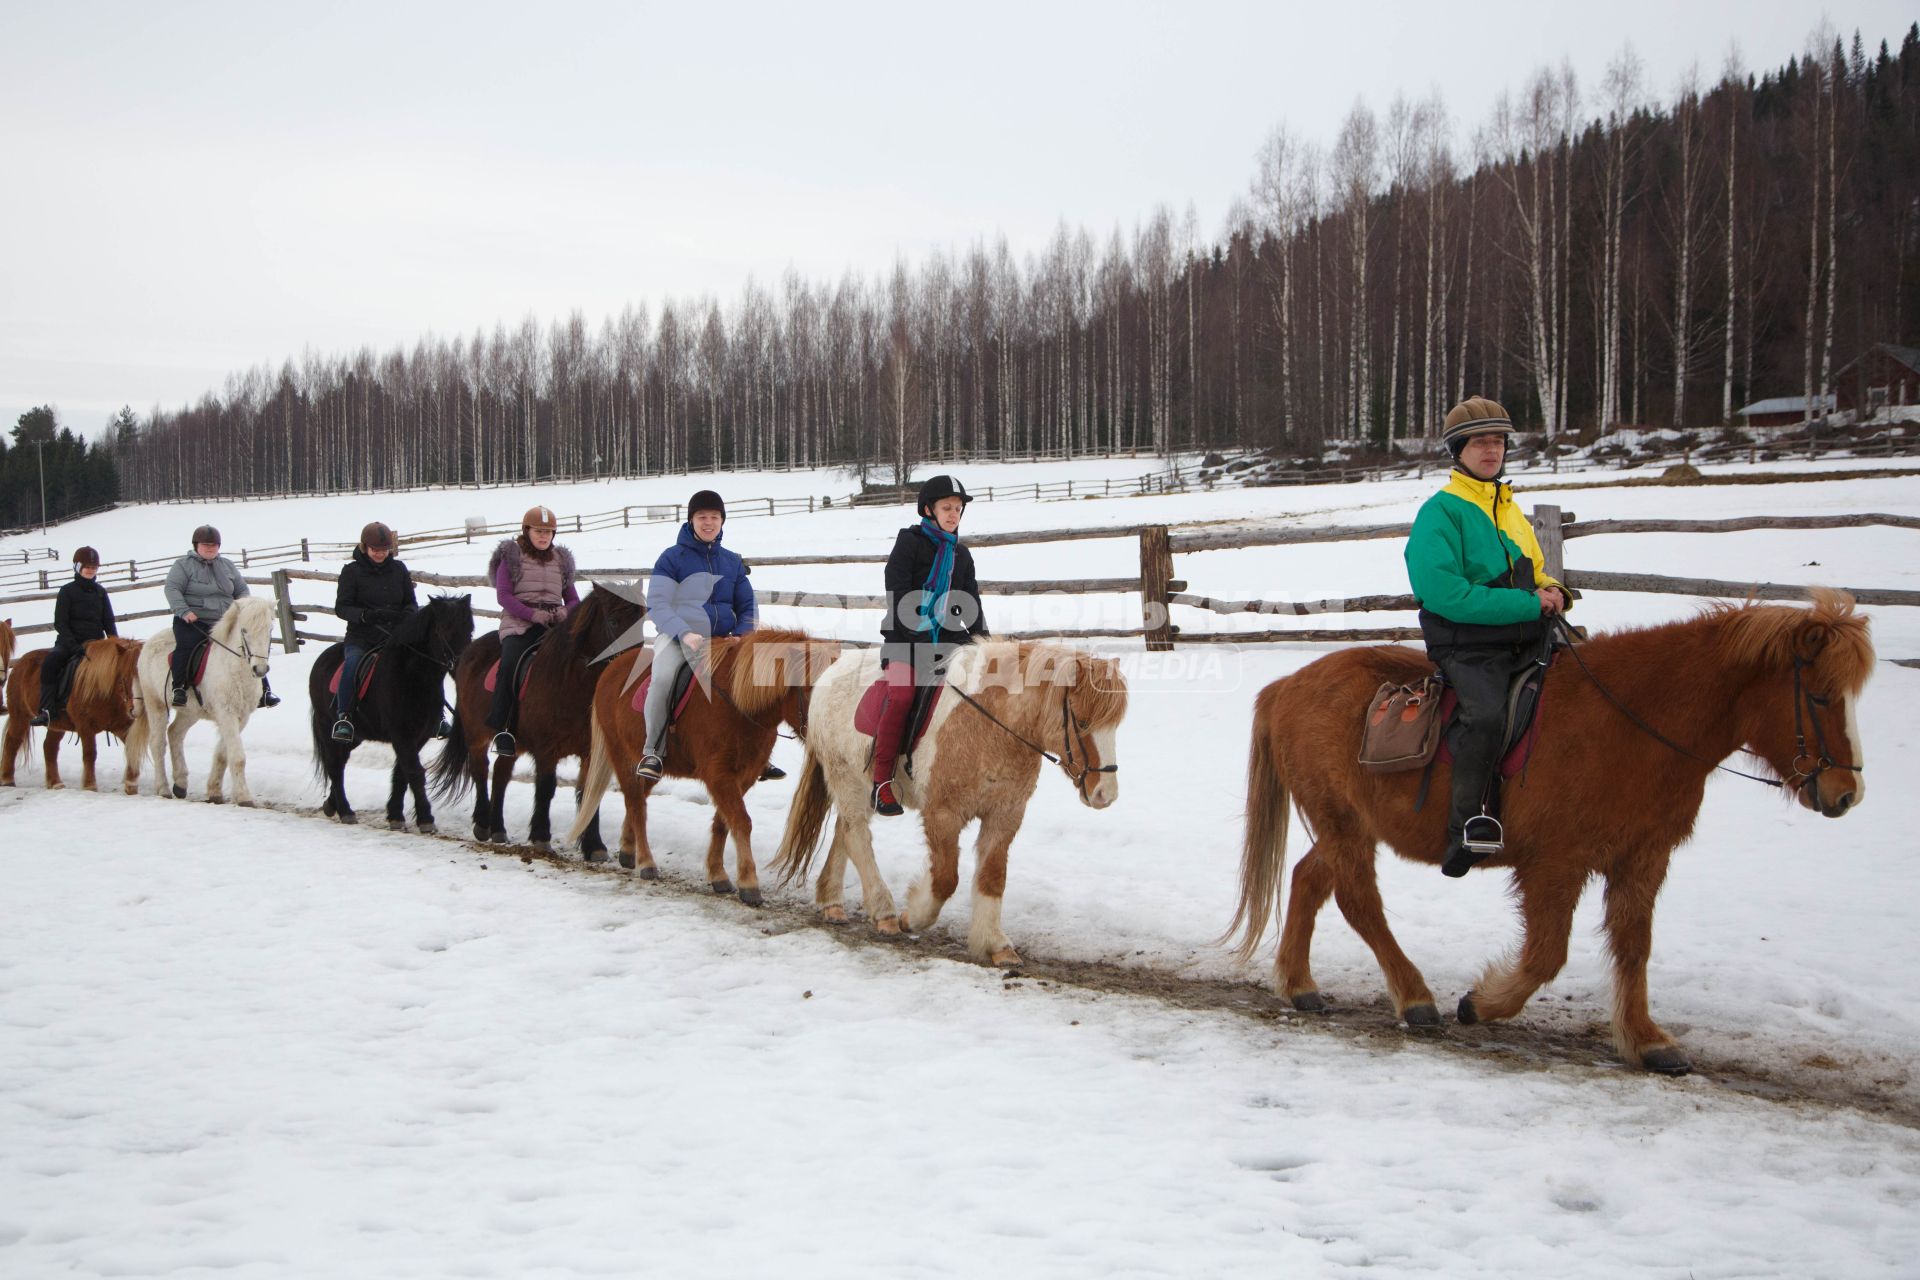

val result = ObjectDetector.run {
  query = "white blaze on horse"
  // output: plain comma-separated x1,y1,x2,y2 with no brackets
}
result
773,640,1128,966
136,596,276,806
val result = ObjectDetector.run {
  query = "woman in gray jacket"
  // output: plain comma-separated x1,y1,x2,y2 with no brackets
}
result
163,524,279,708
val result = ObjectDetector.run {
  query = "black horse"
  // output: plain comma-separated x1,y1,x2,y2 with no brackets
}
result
432,584,643,855
309,595,474,829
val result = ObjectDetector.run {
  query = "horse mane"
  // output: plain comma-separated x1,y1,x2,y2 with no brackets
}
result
550,584,639,663
74,637,141,706
391,594,467,647
0,619,14,667
722,628,836,719
983,642,1130,737
1707,588,1875,696
215,595,273,642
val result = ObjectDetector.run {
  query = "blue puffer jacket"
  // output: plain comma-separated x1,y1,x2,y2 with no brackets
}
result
647,523,756,640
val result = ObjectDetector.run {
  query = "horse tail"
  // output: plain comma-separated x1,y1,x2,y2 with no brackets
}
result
430,696,473,800
565,703,614,847
772,745,833,886
1218,685,1292,964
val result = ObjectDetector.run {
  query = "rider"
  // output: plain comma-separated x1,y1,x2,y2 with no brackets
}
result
31,546,118,727
870,474,989,815
1405,396,1569,877
330,521,417,743
163,525,279,709
485,505,578,757
635,489,757,781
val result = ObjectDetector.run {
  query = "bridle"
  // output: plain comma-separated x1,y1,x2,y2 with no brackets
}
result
949,682,1119,799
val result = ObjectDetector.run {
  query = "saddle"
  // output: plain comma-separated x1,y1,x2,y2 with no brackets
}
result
177,638,213,691
854,678,944,774
629,658,698,728
482,635,545,696
327,650,381,700
1358,656,1554,779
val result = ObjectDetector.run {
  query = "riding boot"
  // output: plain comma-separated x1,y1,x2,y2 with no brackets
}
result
871,780,904,816
869,659,917,794
258,678,280,709
1435,645,1518,878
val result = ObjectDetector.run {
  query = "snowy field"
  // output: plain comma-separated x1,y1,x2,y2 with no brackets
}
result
3,457,1919,1277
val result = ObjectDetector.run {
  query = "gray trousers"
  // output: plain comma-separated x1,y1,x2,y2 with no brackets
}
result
643,634,704,757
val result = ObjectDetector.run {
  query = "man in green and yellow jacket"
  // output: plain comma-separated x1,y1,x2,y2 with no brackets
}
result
1405,396,1569,877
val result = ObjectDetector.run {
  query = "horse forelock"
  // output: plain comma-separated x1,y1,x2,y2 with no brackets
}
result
1713,590,1875,696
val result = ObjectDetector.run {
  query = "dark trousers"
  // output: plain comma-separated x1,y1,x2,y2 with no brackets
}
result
486,626,547,731
337,643,370,717
1434,643,1541,843
39,640,83,714
169,615,208,688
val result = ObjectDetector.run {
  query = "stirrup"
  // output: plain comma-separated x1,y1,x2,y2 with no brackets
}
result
30,710,50,727
330,718,356,743
492,731,516,758
170,684,189,706
871,781,904,817
635,753,664,781
1462,814,1504,856
434,718,452,741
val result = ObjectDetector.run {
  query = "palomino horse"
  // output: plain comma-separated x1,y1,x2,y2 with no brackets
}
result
1224,590,1873,1074
136,596,277,805
774,641,1128,966
567,628,841,901
433,585,643,852
2,637,148,792
309,596,473,829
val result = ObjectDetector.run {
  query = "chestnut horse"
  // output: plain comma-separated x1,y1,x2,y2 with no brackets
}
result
566,628,842,902
2,637,148,792
432,585,642,852
774,641,1128,966
1224,590,1873,1074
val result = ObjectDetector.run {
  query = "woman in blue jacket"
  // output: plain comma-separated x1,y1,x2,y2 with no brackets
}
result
636,490,756,780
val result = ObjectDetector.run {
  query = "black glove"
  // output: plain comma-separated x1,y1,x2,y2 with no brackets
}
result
365,607,396,625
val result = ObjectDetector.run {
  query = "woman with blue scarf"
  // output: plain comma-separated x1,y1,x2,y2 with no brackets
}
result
871,474,989,815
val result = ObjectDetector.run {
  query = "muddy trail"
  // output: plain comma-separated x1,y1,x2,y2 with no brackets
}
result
247,796,1918,1129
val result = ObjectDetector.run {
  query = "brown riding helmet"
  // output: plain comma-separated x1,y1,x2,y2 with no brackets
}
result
191,524,222,547
72,546,100,569
1440,397,1515,450
521,505,558,533
361,521,396,551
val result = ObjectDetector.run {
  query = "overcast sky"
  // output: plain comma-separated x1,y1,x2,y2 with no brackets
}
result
2,0,1911,438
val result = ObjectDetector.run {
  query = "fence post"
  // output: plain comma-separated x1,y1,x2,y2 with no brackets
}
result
301,537,309,562
39,569,47,589
127,560,136,581
241,548,250,568
1139,526,1175,653
623,507,630,528
271,569,301,654
1530,503,1566,583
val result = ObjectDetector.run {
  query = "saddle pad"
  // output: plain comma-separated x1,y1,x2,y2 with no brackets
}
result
1435,657,1553,779
854,678,942,754
189,640,211,688
628,663,697,724
482,651,538,695
327,652,380,698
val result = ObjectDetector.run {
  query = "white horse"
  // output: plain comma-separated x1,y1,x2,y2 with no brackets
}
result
772,641,1127,966
136,596,275,805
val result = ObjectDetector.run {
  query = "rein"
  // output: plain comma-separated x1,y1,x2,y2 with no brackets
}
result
1552,617,1861,794
948,681,1118,795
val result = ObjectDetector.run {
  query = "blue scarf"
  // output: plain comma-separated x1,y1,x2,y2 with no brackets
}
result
914,518,959,636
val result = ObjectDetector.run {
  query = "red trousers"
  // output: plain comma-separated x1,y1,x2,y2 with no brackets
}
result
870,660,918,784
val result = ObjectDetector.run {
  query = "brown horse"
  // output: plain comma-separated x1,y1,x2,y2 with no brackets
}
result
774,641,1129,966
432,585,643,852
1224,590,1873,1074
566,628,842,902
2,637,148,792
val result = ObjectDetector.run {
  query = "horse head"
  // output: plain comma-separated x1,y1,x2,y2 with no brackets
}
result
1722,588,1872,818
981,643,1128,810
218,597,275,679
397,595,475,668
567,582,645,665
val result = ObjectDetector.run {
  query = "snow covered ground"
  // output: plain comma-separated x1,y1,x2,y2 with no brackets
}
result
3,458,1919,1277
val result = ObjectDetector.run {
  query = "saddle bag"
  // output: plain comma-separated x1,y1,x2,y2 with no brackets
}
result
1358,677,1444,774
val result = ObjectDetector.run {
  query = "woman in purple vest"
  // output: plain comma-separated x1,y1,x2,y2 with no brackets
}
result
484,504,579,757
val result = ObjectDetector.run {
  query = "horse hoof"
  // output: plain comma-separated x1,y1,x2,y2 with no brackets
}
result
1290,991,1328,1014
617,851,635,870
821,906,849,924
711,879,735,897
206,796,224,806
171,785,186,800
416,822,436,835
526,840,551,854
338,811,358,825
1403,1003,1442,1030
1640,1046,1692,1076
875,916,902,936
387,818,405,831
738,887,763,908
637,866,660,881
582,848,608,864
1456,993,1480,1026
990,947,1023,968
322,800,335,817
47,781,65,792
237,800,256,810
472,825,490,842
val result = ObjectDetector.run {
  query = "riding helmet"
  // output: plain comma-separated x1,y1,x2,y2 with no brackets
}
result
191,524,222,547
1440,396,1516,458
688,489,726,520
360,521,396,551
72,546,100,569
521,505,558,533
915,474,972,518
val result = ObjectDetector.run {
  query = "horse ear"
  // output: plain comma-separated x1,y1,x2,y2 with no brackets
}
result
1797,619,1832,658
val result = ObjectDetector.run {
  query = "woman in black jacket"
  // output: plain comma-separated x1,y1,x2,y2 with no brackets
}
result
31,546,117,726
330,522,417,742
870,474,989,815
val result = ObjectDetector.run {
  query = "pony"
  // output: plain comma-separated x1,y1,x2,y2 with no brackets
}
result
773,641,1129,966
2,637,148,792
566,628,842,902
308,595,474,829
1223,590,1873,1075
433,584,643,852
135,595,277,805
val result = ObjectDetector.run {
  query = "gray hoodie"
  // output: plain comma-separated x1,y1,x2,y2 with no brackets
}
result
164,552,250,621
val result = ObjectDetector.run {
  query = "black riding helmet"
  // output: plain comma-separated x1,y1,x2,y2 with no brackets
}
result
915,474,972,519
